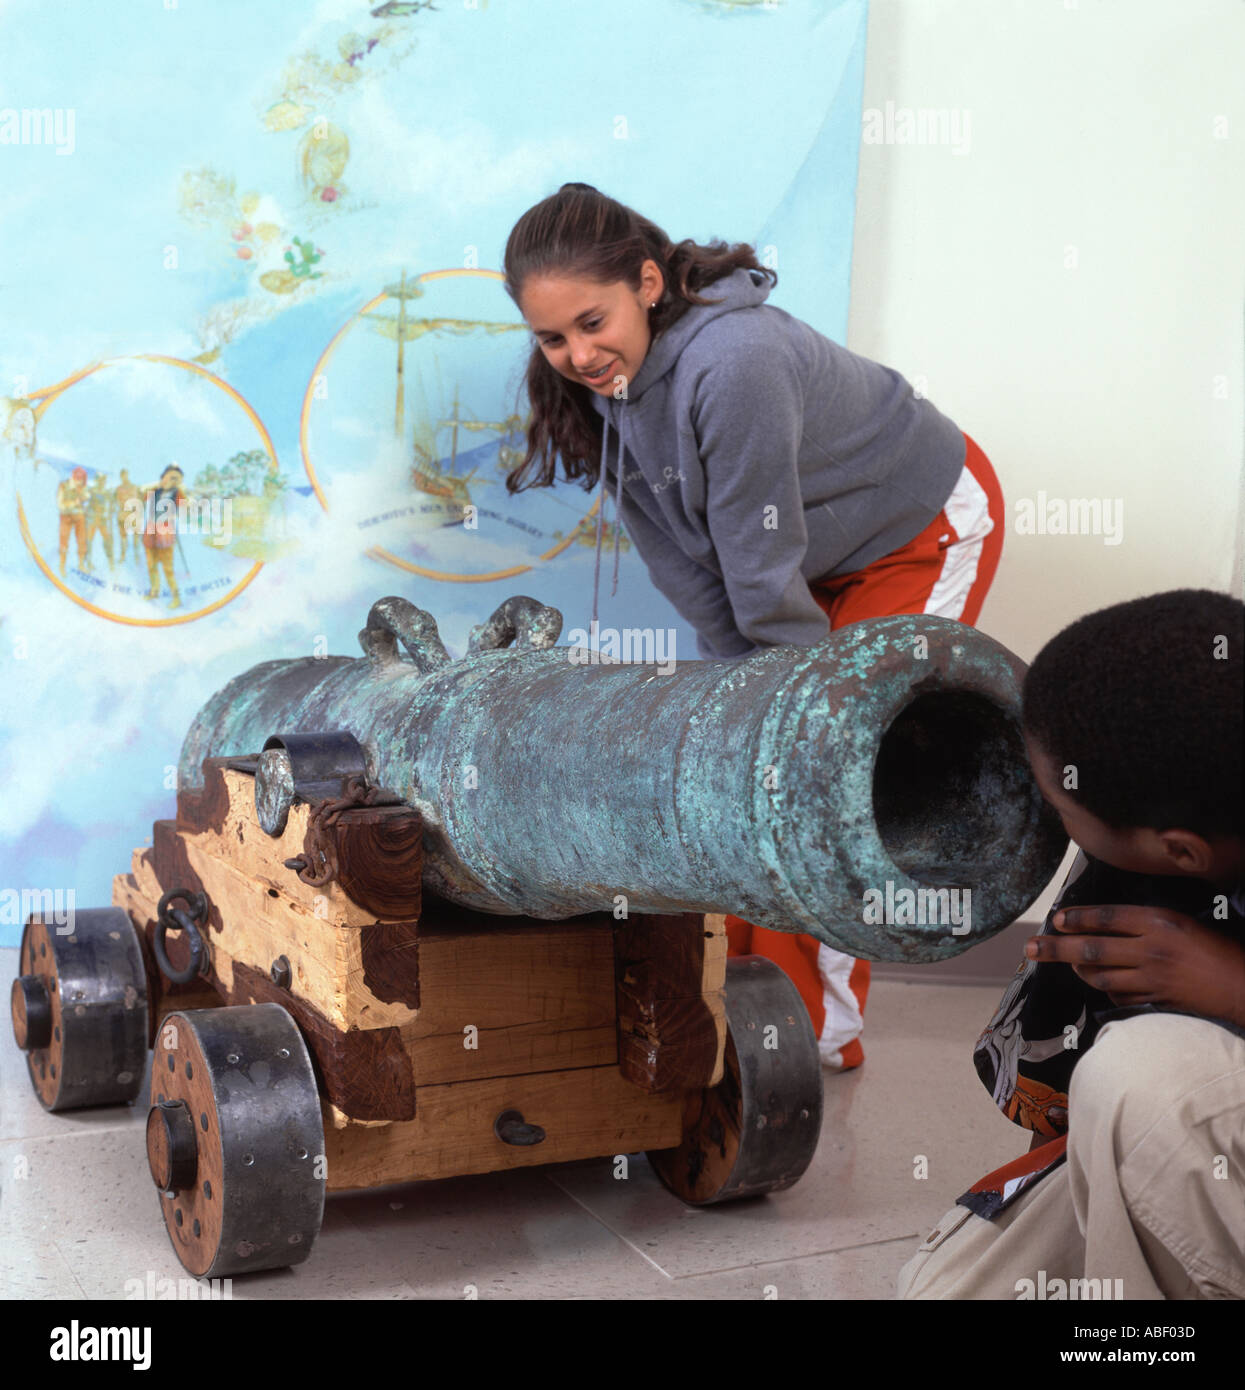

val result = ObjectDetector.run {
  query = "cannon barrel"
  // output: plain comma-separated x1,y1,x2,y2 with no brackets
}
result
178,595,1067,963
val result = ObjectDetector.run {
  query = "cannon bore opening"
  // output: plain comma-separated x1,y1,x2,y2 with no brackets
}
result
872,691,1037,889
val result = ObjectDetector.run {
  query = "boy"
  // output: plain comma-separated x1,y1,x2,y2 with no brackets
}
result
899,589,1244,1299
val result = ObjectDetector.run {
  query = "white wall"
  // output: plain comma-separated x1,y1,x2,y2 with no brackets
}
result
847,0,1245,666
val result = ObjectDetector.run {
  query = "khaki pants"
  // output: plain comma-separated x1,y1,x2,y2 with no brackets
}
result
897,1013,1245,1300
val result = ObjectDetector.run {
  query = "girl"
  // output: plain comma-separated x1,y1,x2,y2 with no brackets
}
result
502,182,1004,1071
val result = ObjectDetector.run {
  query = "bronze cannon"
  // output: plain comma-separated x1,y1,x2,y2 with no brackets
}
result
179,594,1066,964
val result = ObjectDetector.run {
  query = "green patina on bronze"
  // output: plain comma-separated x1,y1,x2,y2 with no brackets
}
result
178,594,1067,963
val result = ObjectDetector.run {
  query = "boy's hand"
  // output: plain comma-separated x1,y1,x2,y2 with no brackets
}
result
1025,905,1245,1027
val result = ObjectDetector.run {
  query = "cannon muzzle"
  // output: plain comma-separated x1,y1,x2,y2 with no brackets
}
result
178,595,1066,962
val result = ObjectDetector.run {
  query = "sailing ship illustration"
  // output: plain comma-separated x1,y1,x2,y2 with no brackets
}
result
361,270,530,531
409,393,526,530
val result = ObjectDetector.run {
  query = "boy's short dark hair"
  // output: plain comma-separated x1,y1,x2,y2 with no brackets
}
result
1021,589,1244,838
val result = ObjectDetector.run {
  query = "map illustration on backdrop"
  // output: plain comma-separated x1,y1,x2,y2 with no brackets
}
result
11,264,627,626
0,0,868,927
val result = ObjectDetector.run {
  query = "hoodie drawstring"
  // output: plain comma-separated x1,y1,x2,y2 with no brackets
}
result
590,416,609,632
590,410,626,634
611,414,624,594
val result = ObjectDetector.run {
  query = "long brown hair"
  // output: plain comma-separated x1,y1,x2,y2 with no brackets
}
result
502,182,776,494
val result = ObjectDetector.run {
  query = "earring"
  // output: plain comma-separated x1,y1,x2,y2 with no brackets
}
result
650,301,657,309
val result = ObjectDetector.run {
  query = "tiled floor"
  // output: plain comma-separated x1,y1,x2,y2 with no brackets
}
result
1,945,1030,1300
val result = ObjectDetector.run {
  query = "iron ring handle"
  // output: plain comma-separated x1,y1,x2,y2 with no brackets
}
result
154,892,209,985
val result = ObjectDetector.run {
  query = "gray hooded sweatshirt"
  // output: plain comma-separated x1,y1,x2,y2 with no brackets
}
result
586,266,968,659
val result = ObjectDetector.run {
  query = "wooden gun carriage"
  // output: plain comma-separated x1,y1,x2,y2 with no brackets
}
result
11,739,822,1281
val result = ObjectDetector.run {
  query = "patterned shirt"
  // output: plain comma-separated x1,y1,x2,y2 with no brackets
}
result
959,851,1245,1219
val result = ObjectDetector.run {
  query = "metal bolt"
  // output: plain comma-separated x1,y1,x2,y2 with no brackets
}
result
270,956,291,989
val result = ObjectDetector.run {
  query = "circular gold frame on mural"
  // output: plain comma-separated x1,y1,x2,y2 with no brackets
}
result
20,354,277,627
300,267,600,584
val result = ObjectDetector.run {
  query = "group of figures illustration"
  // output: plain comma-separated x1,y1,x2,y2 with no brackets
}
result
47,457,289,610
3,268,628,626
53,464,189,608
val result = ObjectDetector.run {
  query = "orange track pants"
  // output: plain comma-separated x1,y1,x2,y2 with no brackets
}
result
724,432,1005,1069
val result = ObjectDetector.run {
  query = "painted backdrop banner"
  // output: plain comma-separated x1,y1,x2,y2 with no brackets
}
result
0,0,868,939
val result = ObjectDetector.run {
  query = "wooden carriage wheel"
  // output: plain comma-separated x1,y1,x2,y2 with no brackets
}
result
647,955,823,1204
147,1004,325,1278
11,908,148,1111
